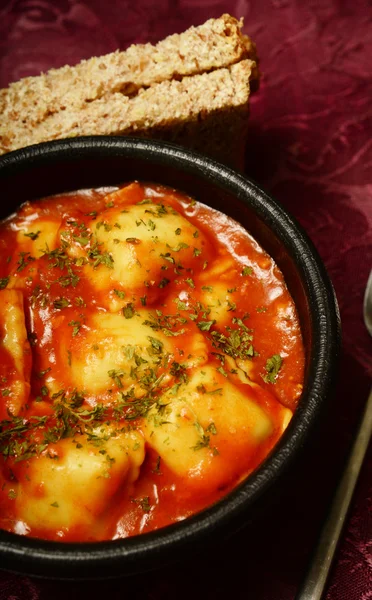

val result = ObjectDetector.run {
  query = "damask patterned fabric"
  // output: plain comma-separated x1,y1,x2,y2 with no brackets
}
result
0,1,371,598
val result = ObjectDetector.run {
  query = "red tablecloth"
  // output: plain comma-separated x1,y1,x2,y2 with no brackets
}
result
0,1,371,598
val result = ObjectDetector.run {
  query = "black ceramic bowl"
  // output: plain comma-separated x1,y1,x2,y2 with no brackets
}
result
0,137,340,580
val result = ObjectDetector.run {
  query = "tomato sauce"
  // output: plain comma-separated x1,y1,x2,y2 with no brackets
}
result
0,182,305,541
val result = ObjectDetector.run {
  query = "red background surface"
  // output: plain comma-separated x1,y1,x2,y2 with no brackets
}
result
0,1,371,598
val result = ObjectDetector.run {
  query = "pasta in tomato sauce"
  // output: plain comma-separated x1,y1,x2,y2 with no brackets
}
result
0,182,304,541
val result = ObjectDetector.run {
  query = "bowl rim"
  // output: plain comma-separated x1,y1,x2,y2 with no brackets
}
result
0,136,341,578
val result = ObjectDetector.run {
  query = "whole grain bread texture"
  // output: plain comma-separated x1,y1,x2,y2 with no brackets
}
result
0,14,259,166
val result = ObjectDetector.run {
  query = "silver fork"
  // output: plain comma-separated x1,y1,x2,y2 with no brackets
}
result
295,270,372,600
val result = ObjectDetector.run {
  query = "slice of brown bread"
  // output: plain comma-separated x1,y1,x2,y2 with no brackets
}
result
0,14,259,165
9,61,254,165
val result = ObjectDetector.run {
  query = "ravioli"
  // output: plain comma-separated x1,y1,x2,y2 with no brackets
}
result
15,217,61,258
142,366,290,491
0,289,31,416
73,196,211,306
0,181,304,542
57,311,174,396
14,429,145,537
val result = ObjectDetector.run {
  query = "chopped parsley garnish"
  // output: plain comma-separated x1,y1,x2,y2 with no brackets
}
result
68,320,82,336
197,320,215,332
17,252,35,272
58,273,80,288
137,198,153,205
147,336,164,355
173,298,188,311
0,393,109,462
0,277,9,290
24,230,41,240
75,296,86,307
73,235,90,246
143,310,187,337
87,242,114,269
168,242,189,252
152,456,162,474
132,496,151,512
42,245,70,270
114,289,126,299
53,297,70,309
158,278,170,289
160,252,175,264
41,244,81,288
206,422,217,435
37,367,51,379
169,361,189,383
30,286,49,308
122,303,135,319
263,354,283,383
210,320,255,361
108,369,125,389
191,422,211,451
242,266,253,276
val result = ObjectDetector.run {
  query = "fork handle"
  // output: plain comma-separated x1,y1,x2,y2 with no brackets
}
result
295,385,372,600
